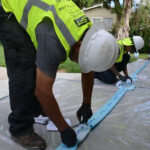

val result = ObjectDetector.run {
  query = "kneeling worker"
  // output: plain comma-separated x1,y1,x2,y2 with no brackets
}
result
95,36,144,84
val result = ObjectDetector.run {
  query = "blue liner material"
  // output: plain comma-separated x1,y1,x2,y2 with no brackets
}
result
56,60,150,150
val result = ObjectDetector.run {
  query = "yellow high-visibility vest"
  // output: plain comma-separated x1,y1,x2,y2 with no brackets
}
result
1,0,92,57
116,40,126,63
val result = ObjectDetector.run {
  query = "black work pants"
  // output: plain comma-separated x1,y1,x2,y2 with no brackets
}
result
1,15,43,136
95,53,130,84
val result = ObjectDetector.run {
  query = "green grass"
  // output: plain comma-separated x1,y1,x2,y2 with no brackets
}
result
61,54,149,72
58,58,81,73
129,53,148,63
139,53,148,59
0,44,148,73
0,43,81,72
0,44,6,67
59,53,149,72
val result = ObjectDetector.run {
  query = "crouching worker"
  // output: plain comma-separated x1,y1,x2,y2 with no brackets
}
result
1,0,118,149
95,36,144,84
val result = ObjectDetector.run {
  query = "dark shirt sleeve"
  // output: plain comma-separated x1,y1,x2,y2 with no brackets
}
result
35,19,66,79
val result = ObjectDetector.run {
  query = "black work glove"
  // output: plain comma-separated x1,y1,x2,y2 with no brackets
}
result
60,127,77,147
76,103,93,123
118,75,127,82
126,75,132,83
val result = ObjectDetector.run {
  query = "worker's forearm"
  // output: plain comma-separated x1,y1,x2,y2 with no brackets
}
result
123,66,128,76
81,72,94,105
36,91,69,132
110,65,120,77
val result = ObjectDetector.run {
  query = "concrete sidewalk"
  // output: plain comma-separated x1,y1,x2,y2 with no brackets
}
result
0,67,8,80
0,59,150,150
0,67,8,98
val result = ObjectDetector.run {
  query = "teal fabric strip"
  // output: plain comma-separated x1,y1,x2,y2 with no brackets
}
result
56,124,91,150
56,144,77,150
88,60,150,129
131,60,150,81
56,60,150,150
88,84,135,128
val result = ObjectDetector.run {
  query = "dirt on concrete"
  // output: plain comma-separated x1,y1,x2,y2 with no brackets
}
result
0,67,8,80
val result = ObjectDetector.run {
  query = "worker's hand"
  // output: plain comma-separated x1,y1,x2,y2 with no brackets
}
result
126,75,132,83
76,103,93,123
60,127,77,147
118,75,126,82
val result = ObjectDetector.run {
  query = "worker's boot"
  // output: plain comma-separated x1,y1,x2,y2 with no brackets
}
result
11,131,46,150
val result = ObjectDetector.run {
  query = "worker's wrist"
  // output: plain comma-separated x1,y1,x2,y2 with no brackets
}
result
82,102,91,107
83,98,91,106
58,121,69,132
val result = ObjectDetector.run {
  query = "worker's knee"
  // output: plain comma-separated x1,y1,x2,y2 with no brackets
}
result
95,72,116,84
104,77,116,84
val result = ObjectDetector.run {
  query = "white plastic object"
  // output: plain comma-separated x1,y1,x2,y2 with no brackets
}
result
116,80,122,87
34,115,49,125
78,23,118,73
46,119,71,131
134,52,139,58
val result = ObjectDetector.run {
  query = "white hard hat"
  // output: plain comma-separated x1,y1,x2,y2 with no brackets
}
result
78,23,118,73
133,36,144,52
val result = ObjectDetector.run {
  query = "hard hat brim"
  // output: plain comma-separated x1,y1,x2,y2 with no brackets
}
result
78,23,105,73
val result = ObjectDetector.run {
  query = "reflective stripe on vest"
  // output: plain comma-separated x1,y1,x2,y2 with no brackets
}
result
20,0,75,52
1,0,92,57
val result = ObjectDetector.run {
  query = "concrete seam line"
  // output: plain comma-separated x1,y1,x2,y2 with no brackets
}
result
0,95,9,101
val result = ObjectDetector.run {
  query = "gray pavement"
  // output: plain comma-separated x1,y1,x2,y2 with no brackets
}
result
0,59,150,150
